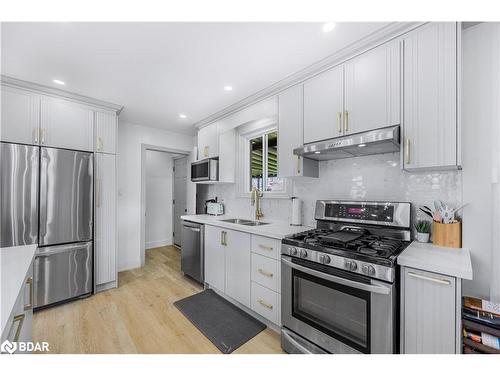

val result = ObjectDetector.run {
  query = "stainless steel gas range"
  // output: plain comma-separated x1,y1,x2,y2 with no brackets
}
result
280,200,412,354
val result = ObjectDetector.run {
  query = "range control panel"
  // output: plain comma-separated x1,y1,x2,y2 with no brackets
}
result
324,203,395,223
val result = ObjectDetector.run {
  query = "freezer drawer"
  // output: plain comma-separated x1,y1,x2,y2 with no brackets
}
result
34,242,92,308
39,147,93,246
0,142,39,247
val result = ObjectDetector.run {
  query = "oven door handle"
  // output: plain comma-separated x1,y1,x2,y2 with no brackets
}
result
281,257,391,295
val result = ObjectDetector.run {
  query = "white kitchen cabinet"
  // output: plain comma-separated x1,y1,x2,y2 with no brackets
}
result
224,229,251,307
278,85,318,178
95,111,117,154
218,129,236,183
40,96,94,152
303,65,344,144
344,41,401,134
401,266,459,354
402,22,458,170
204,225,226,292
251,281,280,326
0,85,41,145
197,123,219,159
95,153,117,290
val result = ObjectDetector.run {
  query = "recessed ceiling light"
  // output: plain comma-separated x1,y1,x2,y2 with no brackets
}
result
179,113,187,119
314,151,321,154
53,79,65,85
322,22,336,33
223,86,233,91
358,143,367,148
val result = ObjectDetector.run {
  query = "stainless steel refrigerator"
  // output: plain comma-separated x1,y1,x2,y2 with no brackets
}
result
1,142,93,309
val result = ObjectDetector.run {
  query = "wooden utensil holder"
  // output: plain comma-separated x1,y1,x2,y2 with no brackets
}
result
432,221,462,248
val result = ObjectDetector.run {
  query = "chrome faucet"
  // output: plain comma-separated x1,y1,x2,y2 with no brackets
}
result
251,187,264,221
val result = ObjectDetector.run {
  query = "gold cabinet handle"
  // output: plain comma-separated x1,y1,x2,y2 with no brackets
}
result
97,137,103,151
408,271,451,285
220,231,224,245
337,112,342,133
41,128,46,144
12,314,25,342
258,299,273,310
344,110,349,132
405,138,411,165
297,155,301,175
24,277,33,310
258,244,273,251
258,269,274,278
95,177,101,208
32,128,39,144
204,146,209,158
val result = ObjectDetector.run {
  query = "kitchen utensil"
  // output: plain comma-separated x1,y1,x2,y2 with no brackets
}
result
451,203,468,221
432,210,442,223
419,207,433,219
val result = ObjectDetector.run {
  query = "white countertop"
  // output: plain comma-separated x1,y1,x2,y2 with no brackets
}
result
181,214,312,239
0,244,37,334
397,241,473,280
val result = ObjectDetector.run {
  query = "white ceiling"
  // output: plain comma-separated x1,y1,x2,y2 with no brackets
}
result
1,22,389,134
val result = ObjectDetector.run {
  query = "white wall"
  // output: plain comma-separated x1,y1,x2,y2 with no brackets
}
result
117,121,195,271
145,150,173,249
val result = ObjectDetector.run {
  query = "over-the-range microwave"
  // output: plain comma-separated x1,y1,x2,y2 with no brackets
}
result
191,157,219,182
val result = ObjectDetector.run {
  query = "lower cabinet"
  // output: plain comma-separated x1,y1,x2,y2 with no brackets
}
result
204,226,282,326
401,266,460,353
1,260,34,352
95,153,117,290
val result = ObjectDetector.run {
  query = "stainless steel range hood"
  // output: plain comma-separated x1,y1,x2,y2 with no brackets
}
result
294,125,400,161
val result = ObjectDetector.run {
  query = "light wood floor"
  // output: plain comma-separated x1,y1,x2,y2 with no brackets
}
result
33,246,284,354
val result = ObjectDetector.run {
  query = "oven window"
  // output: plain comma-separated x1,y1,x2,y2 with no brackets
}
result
292,269,371,353
191,162,209,179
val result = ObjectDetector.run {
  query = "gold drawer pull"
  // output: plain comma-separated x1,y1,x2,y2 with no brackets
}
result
344,110,349,132
258,299,273,310
24,277,33,310
258,244,273,251
12,314,25,342
337,112,342,133
408,271,451,285
405,138,411,164
258,269,274,278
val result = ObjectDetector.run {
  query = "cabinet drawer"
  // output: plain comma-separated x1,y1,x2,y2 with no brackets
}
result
251,235,280,260
251,253,280,292
251,282,280,326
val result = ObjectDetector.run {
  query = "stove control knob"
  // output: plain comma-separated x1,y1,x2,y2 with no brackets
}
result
299,249,308,258
290,247,298,256
319,254,331,264
345,260,358,272
362,264,376,276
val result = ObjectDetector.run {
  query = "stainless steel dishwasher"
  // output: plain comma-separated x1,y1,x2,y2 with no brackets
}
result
181,221,205,284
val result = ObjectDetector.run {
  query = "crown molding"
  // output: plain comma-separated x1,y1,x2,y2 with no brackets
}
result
193,22,426,129
0,75,124,114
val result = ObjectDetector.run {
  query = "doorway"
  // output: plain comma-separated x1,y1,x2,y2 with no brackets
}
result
173,156,188,248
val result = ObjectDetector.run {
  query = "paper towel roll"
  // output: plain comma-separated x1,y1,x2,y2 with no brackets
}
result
291,197,302,226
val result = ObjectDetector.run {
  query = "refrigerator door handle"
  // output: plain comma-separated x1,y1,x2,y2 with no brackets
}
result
39,152,49,242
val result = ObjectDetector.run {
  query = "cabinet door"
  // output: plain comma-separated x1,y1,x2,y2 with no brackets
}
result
225,229,251,307
204,225,226,292
0,85,40,145
95,111,117,154
344,41,401,134
197,123,219,159
303,65,344,143
95,153,117,287
403,267,457,354
218,129,236,183
278,85,304,177
40,96,94,151
403,22,457,169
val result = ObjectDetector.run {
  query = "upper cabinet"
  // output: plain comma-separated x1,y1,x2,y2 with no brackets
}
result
1,85,41,145
95,111,117,154
344,41,401,134
402,22,458,170
278,85,318,178
303,65,344,144
197,123,219,159
40,96,94,152
303,41,401,144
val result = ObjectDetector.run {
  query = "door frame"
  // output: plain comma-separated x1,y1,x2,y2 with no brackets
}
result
140,144,190,267
172,155,188,248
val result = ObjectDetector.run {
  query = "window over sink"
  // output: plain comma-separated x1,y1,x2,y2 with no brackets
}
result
249,130,284,192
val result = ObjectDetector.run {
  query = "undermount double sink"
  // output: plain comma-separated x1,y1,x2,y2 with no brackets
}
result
220,218,270,226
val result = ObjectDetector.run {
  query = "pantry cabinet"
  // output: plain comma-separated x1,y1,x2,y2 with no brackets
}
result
197,123,219,159
95,153,117,290
95,111,117,154
401,266,459,354
40,96,94,152
344,41,400,134
0,85,40,145
303,65,344,144
402,22,458,170
278,85,318,178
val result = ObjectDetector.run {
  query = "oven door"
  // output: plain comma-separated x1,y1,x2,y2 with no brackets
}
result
281,255,396,354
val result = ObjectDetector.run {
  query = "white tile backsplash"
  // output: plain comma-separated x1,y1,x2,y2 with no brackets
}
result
202,153,462,227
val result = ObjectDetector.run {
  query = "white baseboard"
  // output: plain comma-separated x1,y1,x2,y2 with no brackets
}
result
118,260,141,272
145,238,172,249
